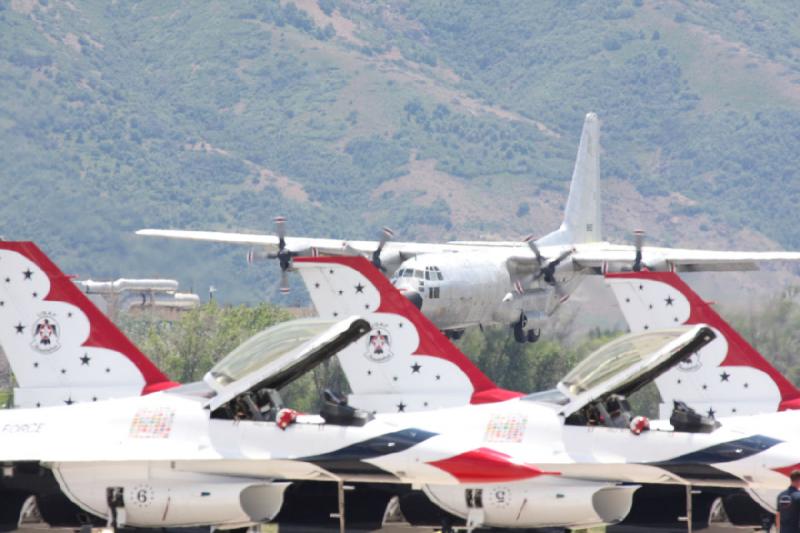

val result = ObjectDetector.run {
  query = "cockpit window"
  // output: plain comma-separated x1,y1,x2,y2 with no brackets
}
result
402,269,412,277
559,329,688,396
424,270,431,280
523,388,569,406
208,318,337,387
414,270,424,279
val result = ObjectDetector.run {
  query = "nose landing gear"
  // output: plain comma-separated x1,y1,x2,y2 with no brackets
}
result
444,329,465,340
513,314,540,343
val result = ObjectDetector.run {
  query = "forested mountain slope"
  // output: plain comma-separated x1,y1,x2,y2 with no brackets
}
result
2,0,800,302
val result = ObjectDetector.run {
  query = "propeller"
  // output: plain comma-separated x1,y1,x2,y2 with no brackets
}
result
522,235,575,306
633,229,645,272
246,216,296,294
536,247,575,284
371,227,395,272
524,234,544,267
270,216,294,293
524,235,574,285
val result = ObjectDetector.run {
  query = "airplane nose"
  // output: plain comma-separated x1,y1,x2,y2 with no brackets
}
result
394,282,423,309
401,289,423,310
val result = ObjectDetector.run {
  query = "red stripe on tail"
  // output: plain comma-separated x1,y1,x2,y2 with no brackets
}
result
4,242,178,393
607,271,800,408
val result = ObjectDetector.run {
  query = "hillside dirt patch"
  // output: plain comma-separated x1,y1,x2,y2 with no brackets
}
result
282,0,366,46
266,5,559,138
642,1,800,110
184,141,312,204
371,152,565,238
63,33,82,53
244,163,314,205
11,0,37,15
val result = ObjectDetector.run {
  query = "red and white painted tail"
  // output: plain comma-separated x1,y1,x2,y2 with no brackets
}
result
293,256,521,413
605,271,800,418
0,242,177,408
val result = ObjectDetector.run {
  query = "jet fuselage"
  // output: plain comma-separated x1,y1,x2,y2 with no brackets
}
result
2,388,798,528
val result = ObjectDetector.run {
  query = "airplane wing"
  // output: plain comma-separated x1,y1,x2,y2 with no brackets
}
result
135,229,471,258
138,229,800,273
571,243,800,272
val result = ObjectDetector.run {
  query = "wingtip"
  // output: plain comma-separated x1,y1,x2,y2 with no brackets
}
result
135,228,168,236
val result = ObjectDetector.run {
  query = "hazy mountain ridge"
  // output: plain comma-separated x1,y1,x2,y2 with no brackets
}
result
1,0,799,302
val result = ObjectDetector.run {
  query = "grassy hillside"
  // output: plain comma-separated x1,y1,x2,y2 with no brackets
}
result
1,0,800,302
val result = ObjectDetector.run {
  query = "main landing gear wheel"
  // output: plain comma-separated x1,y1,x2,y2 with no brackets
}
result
527,328,540,343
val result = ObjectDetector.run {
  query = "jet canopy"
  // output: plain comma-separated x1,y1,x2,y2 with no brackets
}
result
559,329,695,397
208,318,339,388
204,317,371,414
526,325,716,430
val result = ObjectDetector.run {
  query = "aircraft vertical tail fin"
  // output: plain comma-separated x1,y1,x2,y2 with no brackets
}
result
605,271,800,418
537,112,602,246
293,257,521,413
0,242,177,408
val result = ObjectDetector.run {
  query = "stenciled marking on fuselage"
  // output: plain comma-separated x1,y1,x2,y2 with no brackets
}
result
300,428,437,477
1,422,45,434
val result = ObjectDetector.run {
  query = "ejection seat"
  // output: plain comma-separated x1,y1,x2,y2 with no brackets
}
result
320,389,373,427
669,400,720,433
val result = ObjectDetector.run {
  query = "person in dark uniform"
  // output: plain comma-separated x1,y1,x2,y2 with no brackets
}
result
777,470,800,533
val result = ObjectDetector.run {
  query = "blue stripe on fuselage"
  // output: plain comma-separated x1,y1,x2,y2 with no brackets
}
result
301,428,437,478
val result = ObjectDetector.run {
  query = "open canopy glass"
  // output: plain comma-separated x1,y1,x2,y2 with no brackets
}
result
559,328,690,397
208,318,338,388
203,316,371,413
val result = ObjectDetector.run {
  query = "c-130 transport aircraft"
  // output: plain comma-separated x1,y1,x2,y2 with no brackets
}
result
1,241,800,533
138,112,800,344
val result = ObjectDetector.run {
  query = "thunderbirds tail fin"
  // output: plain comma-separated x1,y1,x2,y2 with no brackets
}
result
606,271,800,418
0,242,177,408
537,112,602,246
293,257,521,413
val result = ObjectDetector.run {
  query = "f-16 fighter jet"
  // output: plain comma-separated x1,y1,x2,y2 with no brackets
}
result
601,269,800,530
138,112,800,344
1,242,799,533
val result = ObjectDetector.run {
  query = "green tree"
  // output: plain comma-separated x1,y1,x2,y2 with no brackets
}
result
120,302,292,383
118,303,351,412
728,289,800,386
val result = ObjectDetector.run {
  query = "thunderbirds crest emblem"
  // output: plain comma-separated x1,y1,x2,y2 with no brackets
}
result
365,323,393,363
31,313,60,353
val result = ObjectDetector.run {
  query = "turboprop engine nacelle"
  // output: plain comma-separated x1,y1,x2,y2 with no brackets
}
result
54,463,288,528
424,479,638,529
604,255,671,274
640,253,670,272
